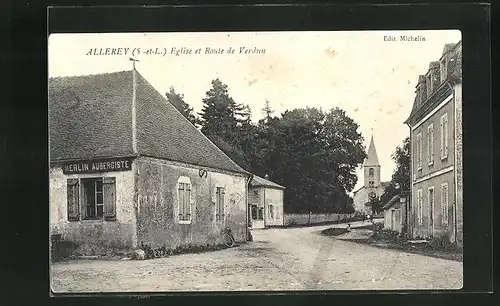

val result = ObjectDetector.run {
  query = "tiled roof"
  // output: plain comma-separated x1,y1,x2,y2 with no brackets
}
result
383,195,400,210
352,181,390,195
250,175,285,189
49,71,135,161
404,40,462,125
49,70,249,175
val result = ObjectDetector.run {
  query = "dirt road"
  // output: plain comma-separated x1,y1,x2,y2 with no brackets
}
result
51,223,462,292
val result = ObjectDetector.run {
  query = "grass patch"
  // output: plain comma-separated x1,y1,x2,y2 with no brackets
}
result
321,228,350,236
345,226,463,262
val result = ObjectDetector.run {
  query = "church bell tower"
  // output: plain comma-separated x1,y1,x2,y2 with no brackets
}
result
364,135,381,188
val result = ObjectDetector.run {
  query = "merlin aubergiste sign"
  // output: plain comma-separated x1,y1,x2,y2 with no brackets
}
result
63,157,134,174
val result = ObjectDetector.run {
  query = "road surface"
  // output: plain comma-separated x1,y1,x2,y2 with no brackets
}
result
51,222,462,292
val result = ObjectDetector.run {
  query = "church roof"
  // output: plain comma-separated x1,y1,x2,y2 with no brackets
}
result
364,135,380,166
353,181,390,195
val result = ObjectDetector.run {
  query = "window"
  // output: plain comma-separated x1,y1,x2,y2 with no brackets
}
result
441,183,449,226
440,113,449,159
82,178,104,220
417,189,423,225
369,181,374,186
368,168,374,178
416,132,423,170
428,187,434,224
251,205,258,220
251,205,263,220
269,204,275,219
177,178,192,223
66,177,116,221
216,187,225,221
427,123,434,165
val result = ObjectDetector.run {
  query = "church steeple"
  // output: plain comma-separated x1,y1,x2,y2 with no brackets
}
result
363,134,381,188
364,135,380,166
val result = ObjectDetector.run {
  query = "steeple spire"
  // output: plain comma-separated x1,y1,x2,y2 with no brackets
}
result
364,134,380,166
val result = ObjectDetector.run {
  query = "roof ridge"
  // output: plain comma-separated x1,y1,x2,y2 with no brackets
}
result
49,69,133,80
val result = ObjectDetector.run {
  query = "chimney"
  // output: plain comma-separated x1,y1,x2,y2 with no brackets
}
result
265,174,269,180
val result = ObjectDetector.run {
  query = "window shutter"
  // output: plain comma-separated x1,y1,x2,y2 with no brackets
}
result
215,188,220,219
103,177,116,221
178,183,185,219
221,188,225,217
67,178,80,221
186,184,191,219
446,186,449,224
440,117,444,157
444,114,449,156
430,125,434,161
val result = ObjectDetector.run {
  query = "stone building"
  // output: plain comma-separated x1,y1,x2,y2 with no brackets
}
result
49,69,252,255
353,135,390,214
404,41,462,245
248,175,285,229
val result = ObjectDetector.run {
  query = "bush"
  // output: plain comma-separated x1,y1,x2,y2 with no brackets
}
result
372,228,400,242
321,228,350,236
428,234,459,251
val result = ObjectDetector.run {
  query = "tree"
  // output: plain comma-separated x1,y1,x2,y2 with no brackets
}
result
199,79,247,143
255,107,366,214
165,87,198,126
381,137,411,203
261,99,274,122
198,79,252,169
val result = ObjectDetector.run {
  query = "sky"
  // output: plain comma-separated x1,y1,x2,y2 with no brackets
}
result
48,30,461,193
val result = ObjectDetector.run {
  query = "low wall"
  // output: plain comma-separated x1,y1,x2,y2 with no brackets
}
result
284,213,355,226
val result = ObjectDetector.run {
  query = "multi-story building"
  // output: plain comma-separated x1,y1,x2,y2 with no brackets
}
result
404,41,462,246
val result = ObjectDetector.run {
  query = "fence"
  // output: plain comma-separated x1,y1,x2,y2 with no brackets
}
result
283,212,356,227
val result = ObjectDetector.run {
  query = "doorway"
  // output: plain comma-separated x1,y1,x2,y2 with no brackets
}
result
428,187,435,236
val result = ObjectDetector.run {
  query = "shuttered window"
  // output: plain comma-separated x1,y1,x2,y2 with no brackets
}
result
67,178,80,221
440,113,449,159
416,132,422,170
178,182,192,222
427,123,434,165
441,183,449,226
417,189,423,225
103,177,116,221
67,177,116,221
216,187,225,221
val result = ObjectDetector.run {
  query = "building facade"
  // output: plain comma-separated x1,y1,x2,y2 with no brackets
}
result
404,41,462,245
49,70,252,255
248,175,285,229
353,135,390,214
383,195,405,233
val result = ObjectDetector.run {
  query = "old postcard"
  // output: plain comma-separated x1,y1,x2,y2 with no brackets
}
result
49,30,463,292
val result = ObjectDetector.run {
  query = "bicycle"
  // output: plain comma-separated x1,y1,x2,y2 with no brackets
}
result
221,227,236,248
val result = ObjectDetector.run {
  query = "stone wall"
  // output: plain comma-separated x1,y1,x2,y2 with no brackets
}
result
283,213,355,226
49,166,137,251
134,157,249,250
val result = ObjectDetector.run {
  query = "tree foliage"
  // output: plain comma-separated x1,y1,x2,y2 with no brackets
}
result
165,87,198,126
185,78,367,214
381,137,411,204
